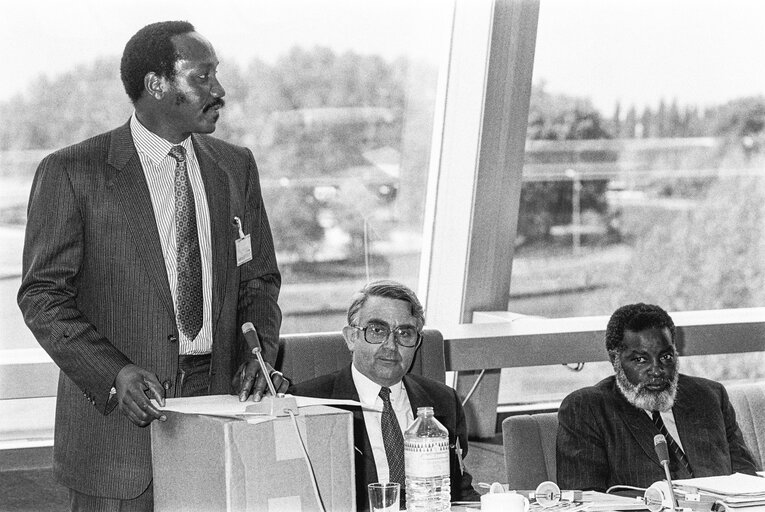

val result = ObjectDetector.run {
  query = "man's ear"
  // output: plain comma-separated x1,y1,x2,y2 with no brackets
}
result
607,349,617,365
144,72,166,100
342,325,356,352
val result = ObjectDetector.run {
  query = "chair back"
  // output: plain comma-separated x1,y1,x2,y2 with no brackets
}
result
502,412,559,489
276,328,446,385
726,381,765,471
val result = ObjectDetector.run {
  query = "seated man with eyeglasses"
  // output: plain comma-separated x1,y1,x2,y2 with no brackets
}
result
288,279,479,511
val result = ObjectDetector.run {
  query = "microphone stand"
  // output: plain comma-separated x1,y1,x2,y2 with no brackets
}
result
660,460,679,511
654,434,679,512
241,322,297,416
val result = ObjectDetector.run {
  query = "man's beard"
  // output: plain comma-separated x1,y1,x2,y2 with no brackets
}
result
613,358,679,412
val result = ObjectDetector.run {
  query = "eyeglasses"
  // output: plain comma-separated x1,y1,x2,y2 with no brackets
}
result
351,322,422,348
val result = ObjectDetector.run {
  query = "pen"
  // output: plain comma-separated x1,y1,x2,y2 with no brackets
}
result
455,437,466,475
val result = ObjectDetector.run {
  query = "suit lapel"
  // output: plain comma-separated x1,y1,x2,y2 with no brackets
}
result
671,376,703,469
404,376,449,429
192,135,231,334
405,375,428,418
107,122,174,318
333,367,378,483
611,382,664,468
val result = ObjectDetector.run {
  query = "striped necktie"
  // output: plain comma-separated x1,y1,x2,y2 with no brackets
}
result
169,145,203,340
652,410,694,478
379,386,406,491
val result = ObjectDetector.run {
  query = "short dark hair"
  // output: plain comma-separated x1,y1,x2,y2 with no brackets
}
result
347,280,425,329
120,20,195,103
605,303,676,353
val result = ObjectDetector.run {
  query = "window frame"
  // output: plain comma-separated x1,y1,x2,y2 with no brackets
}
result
3,0,765,448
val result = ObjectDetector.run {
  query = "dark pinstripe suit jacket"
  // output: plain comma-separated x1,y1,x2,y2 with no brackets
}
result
18,121,282,499
556,374,758,491
289,366,480,511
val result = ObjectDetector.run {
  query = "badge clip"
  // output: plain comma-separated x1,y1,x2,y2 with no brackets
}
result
233,216,253,266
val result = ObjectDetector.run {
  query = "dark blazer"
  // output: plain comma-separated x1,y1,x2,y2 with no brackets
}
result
17,121,281,499
289,365,480,511
556,374,758,492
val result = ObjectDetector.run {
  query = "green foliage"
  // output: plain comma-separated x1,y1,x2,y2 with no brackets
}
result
0,57,131,151
4,50,765,289
710,96,765,138
262,187,323,257
0,47,422,263
519,84,614,246
616,173,765,311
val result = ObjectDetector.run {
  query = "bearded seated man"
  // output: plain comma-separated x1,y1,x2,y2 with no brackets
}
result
556,303,758,493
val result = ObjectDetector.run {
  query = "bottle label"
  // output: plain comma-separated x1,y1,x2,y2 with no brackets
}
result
404,438,450,478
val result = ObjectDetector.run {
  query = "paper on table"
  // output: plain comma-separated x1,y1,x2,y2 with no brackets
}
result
674,473,765,497
150,394,367,417
580,491,650,511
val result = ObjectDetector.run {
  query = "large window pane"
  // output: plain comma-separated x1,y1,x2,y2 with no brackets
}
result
504,0,765,405
0,0,450,441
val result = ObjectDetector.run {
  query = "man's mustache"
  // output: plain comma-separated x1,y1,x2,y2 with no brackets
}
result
203,98,225,112
638,378,672,391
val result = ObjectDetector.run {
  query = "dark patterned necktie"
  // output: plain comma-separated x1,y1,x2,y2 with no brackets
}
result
652,410,694,478
169,146,203,340
379,386,406,490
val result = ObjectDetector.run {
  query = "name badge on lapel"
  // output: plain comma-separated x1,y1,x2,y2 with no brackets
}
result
232,216,253,266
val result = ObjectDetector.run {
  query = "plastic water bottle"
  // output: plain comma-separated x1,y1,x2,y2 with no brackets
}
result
404,406,451,512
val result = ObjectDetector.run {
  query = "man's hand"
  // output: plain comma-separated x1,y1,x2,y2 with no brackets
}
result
115,364,166,427
234,359,289,402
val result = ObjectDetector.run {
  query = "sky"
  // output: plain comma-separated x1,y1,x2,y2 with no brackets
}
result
1,0,764,114
533,0,765,112
0,0,446,97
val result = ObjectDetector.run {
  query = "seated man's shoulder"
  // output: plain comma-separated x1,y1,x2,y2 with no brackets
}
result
679,373,722,390
288,372,338,398
676,373,728,402
404,374,459,402
560,375,616,411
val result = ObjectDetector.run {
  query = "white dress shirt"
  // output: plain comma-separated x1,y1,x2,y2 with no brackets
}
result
351,364,415,483
130,114,213,354
643,408,686,452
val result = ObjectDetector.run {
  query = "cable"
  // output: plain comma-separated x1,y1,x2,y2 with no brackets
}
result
363,217,370,283
563,362,586,372
286,409,325,512
460,369,486,407
606,484,647,494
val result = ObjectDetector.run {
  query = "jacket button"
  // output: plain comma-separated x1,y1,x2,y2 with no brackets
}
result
168,334,178,343
163,380,172,390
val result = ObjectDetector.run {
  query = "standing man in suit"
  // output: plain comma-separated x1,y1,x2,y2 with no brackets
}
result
289,280,479,511
557,303,758,492
18,21,286,511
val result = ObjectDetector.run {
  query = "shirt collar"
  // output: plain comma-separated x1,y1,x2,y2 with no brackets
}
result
130,112,193,166
351,363,405,407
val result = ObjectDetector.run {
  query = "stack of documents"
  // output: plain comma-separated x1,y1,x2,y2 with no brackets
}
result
675,473,765,511
580,491,649,511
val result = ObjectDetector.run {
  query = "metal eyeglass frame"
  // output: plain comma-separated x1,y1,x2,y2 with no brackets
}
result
350,323,422,348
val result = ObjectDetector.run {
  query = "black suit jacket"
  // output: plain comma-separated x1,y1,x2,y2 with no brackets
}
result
289,366,479,511
556,374,758,491
18,121,281,498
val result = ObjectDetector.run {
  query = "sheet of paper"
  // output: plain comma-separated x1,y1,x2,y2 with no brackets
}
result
150,394,366,417
581,491,649,511
675,473,765,497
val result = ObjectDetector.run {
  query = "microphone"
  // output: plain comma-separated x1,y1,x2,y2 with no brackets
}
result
241,322,278,398
654,434,670,465
654,434,678,511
